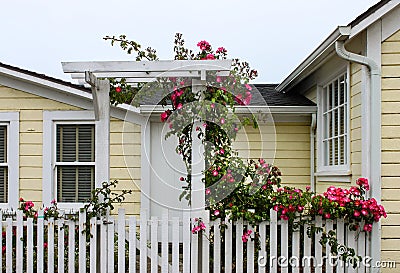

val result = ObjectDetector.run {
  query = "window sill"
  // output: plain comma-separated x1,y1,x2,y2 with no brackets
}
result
57,202,87,213
314,171,352,183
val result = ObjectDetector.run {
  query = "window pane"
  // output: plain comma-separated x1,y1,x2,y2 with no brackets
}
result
57,166,94,203
0,126,6,163
57,125,95,162
340,136,345,165
322,73,348,167
0,167,7,203
57,125,77,162
78,167,93,202
78,125,95,162
334,80,339,108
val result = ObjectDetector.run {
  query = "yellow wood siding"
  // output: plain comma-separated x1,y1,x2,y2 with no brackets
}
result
350,63,362,181
0,86,80,206
381,29,400,262
109,118,141,216
233,123,310,188
0,85,142,216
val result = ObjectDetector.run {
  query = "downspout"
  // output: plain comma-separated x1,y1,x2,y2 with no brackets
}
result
335,26,381,271
310,113,317,192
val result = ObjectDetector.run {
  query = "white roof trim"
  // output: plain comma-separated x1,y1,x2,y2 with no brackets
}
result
0,65,145,125
276,0,400,92
140,105,317,114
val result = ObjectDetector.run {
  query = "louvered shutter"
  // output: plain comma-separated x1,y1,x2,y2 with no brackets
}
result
0,126,7,203
56,125,94,202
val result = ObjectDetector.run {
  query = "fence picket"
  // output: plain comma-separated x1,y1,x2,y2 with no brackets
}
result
336,219,345,273
225,218,233,273
89,217,97,273
358,226,366,273
325,219,334,273
27,217,34,273
6,217,12,273
191,218,199,273
68,219,75,273
202,213,210,273
270,209,278,273
213,218,221,273
16,211,23,273
172,217,179,273
247,223,255,273
139,210,148,273
347,228,357,273
161,213,168,273
79,210,86,273
129,216,137,273
258,222,267,273
150,216,158,273
57,218,65,273
281,219,289,273
107,217,115,273
47,217,55,273
100,215,108,273
118,209,126,273
37,210,44,273
315,216,323,273
292,221,300,273
236,219,243,273
182,212,190,273
303,223,312,273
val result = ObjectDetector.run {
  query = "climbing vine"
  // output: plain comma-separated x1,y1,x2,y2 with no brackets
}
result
104,33,386,264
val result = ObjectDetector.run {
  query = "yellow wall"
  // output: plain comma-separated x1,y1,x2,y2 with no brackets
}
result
349,63,362,181
233,122,311,189
381,29,400,263
0,85,141,216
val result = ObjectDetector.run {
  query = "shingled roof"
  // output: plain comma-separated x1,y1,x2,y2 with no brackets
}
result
252,84,315,106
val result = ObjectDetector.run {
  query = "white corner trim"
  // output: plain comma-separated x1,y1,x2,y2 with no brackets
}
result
140,123,151,212
0,112,19,210
42,110,95,207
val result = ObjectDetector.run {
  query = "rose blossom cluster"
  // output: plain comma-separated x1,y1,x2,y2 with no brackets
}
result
191,218,206,234
242,229,252,243
272,188,305,220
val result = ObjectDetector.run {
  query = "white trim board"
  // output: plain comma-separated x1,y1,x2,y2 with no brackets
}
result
0,112,19,210
382,3,400,41
42,111,96,208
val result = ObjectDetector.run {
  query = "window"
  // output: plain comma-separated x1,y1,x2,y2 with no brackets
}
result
318,72,350,174
56,124,95,202
0,126,8,203
43,111,97,207
0,112,19,209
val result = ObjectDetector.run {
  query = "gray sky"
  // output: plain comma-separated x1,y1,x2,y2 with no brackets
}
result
1,0,380,83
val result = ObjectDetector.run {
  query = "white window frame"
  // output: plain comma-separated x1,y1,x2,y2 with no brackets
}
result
316,68,351,180
0,112,19,210
43,111,97,210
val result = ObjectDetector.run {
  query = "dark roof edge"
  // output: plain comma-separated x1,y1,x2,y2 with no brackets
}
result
0,62,89,92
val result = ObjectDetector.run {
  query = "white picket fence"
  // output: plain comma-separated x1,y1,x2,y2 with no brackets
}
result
0,209,370,273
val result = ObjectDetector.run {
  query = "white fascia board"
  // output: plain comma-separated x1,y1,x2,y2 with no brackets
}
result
277,0,400,93
140,105,317,114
